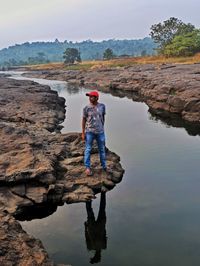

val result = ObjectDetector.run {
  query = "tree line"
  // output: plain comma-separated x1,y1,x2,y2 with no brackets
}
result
64,17,200,63
64,17,200,64
0,38,155,68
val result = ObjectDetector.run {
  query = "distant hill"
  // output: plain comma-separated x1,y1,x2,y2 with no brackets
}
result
0,38,156,67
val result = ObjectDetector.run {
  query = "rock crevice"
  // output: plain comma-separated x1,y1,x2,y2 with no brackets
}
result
0,76,124,265
23,64,200,128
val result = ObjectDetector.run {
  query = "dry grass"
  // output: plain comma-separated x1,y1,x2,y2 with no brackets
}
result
24,62,64,70
24,53,200,71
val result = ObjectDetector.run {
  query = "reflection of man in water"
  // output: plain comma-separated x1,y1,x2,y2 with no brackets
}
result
84,192,107,264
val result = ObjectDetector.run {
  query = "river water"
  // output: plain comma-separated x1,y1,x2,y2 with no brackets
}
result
4,72,200,265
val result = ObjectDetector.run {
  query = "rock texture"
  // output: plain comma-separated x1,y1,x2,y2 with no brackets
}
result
0,211,53,266
23,64,200,128
0,76,124,265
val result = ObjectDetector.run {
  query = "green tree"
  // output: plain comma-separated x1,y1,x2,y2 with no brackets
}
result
150,17,195,53
63,48,81,64
103,48,115,60
164,30,200,57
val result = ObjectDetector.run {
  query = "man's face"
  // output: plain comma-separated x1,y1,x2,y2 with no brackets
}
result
89,96,98,104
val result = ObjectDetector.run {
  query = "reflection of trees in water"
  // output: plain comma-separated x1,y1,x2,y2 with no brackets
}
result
85,192,107,264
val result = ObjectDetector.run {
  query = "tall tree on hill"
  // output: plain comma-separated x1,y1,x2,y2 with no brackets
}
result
63,48,81,64
103,48,115,60
150,17,195,54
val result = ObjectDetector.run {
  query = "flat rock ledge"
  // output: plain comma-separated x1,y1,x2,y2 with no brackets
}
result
0,76,124,265
23,63,200,129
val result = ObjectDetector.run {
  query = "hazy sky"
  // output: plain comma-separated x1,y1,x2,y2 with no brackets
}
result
0,0,199,49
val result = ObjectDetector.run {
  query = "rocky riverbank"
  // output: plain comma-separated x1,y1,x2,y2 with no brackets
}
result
23,63,200,130
0,76,124,265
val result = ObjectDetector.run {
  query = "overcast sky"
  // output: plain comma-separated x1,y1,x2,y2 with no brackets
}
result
0,0,199,49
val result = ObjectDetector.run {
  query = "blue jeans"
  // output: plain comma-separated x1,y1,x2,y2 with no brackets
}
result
84,132,106,169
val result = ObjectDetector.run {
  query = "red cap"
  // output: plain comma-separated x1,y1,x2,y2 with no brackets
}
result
86,91,99,97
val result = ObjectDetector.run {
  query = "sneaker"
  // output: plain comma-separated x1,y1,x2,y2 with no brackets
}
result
85,168,93,176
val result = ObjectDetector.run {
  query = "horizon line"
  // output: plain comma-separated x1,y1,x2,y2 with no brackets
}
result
0,36,151,50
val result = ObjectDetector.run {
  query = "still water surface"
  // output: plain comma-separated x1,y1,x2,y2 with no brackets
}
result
6,72,200,265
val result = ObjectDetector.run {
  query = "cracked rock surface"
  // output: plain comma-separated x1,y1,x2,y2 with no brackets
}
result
0,76,124,265
23,63,200,127
0,211,54,266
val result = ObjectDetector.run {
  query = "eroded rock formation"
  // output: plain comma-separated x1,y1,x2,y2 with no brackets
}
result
0,211,53,266
23,64,200,127
0,76,124,265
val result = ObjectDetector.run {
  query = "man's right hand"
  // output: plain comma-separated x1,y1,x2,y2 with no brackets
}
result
81,132,85,141
82,117,86,142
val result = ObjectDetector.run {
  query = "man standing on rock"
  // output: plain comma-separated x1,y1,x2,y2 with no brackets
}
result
82,91,106,176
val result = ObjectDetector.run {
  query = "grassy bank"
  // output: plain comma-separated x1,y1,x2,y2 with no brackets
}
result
24,53,200,71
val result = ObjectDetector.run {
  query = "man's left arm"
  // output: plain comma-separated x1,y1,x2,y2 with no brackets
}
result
102,104,106,125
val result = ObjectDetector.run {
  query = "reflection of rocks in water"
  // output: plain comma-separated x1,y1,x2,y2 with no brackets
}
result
0,211,53,266
54,82,81,95
85,192,107,264
0,77,124,215
67,83,81,94
148,108,200,136
109,87,143,102
0,76,124,265
101,87,200,136
23,64,200,133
